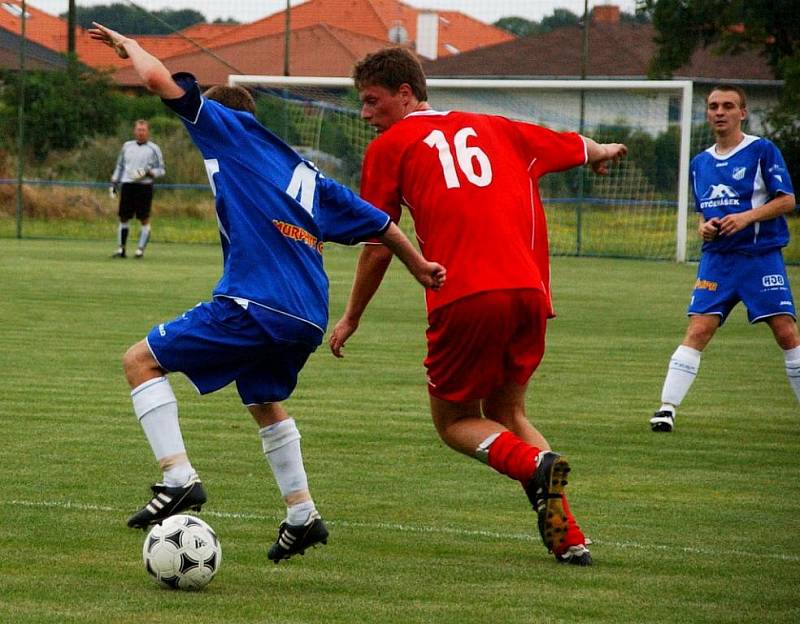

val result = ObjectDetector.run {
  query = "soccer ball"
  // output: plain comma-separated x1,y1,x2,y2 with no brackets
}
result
142,514,221,591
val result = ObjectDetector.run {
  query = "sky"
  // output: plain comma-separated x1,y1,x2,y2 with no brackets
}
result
25,0,640,25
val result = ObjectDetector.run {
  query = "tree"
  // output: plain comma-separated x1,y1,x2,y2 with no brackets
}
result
641,0,800,184
1,66,120,160
494,9,579,38
493,16,538,37
641,0,800,78
764,52,800,191
540,8,580,32
66,4,207,34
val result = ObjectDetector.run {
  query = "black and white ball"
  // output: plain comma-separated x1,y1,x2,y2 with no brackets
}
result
142,514,221,591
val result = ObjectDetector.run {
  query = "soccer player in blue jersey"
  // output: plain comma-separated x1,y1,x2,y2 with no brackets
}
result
89,23,445,562
651,85,799,432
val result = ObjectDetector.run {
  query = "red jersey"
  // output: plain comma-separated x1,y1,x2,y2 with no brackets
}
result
360,110,587,315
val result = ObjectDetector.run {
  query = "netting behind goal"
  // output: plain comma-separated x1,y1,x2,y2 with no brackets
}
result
232,76,694,261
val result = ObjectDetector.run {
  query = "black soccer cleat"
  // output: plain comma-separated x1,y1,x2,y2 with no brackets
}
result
525,451,571,555
112,247,126,258
650,410,675,432
267,511,329,563
127,477,207,529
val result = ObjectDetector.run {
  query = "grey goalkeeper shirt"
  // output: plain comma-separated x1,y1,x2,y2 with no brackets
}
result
111,140,165,185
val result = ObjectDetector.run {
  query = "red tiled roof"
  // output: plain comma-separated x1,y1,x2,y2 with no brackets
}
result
0,0,70,52
423,22,776,82
112,23,392,86
77,32,196,70
2,0,512,77
0,2,196,70
197,0,512,57
178,22,240,43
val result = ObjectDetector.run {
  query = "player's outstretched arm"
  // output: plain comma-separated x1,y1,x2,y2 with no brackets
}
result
88,23,184,100
379,222,446,291
584,138,627,175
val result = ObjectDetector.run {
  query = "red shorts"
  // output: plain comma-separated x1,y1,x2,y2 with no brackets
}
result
424,288,548,402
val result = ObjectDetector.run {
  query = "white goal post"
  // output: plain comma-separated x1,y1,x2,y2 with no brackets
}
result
230,75,694,262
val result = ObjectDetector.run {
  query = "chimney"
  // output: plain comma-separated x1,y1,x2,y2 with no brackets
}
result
416,11,438,60
592,4,620,23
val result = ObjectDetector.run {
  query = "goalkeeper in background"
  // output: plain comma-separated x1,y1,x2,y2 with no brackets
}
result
110,119,165,259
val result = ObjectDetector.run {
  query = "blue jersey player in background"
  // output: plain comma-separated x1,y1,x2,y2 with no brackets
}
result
650,85,799,433
90,23,445,562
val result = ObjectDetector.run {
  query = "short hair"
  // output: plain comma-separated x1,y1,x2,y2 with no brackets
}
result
203,85,256,114
708,85,747,109
352,47,428,102
134,119,149,128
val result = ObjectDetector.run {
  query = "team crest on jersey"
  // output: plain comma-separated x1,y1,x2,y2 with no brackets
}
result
732,166,746,180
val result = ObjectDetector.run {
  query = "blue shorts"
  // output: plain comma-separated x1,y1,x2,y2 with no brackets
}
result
688,250,797,325
146,297,323,405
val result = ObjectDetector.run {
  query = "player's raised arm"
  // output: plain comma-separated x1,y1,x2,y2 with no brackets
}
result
584,137,627,175
88,22,184,100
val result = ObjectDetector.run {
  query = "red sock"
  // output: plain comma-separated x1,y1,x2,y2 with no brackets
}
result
486,431,541,483
558,493,586,551
561,494,580,531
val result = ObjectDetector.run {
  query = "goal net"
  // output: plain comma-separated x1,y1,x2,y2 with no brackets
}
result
230,75,694,262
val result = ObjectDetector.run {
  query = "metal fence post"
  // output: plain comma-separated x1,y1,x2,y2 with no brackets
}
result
15,0,27,239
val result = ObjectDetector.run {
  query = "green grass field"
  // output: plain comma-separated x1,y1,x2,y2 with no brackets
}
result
1,239,798,624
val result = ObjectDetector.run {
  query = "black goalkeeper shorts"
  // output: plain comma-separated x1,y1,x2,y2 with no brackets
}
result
119,183,154,221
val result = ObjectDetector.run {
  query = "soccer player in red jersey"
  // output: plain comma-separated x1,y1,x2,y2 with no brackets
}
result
330,47,627,565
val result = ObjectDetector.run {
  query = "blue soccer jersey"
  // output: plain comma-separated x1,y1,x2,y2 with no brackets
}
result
691,134,795,254
162,74,390,333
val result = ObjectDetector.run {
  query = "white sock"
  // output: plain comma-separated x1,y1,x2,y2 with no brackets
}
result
783,346,800,403
137,224,151,250
260,418,315,523
287,501,316,525
475,432,501,464
131,377,194,487
660,345,702,408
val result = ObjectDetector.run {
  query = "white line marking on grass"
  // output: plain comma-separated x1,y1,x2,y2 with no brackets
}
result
9,499,799,562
